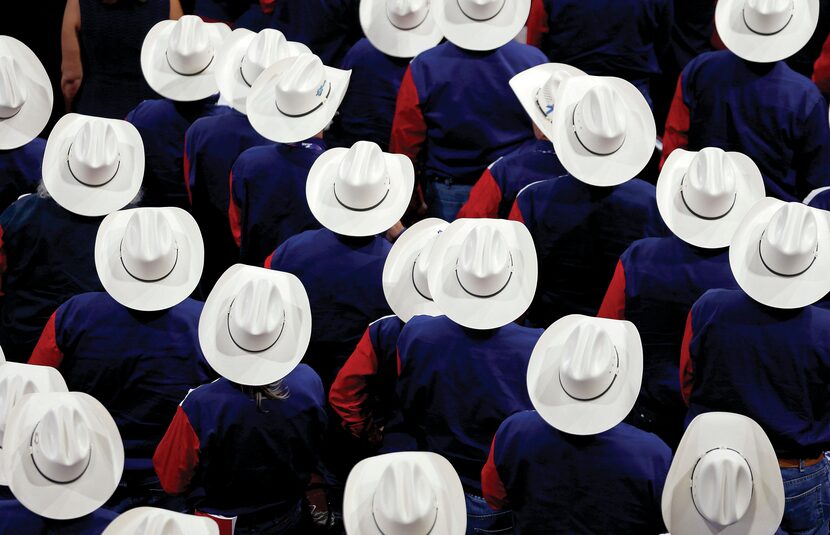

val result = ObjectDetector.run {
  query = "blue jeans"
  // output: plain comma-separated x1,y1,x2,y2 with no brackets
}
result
779,457,830,535
426,180,472,221
465,493,514,535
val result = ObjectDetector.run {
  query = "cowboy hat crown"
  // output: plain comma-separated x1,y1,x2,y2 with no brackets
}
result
412,231,440,300
31,405,92,485
759,202,818,277
274,53,328,118
68,120,121,187
229,278,285,353
575,85,627,156
241,29,293,87
335,141,390,211
458,0,505,21
744,0,794,35
692,448,754,526
387,0,430,29
457,225,512,298
537,69,576,120
166,15,213,76
373,460,438,534
121,210,178,283
683,147,738,219
0,56,25,119
555,323,618,402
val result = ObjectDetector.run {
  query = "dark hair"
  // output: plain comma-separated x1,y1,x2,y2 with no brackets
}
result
237,380,290,412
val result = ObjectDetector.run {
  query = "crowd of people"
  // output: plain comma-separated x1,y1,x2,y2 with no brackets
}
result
0,0,829,534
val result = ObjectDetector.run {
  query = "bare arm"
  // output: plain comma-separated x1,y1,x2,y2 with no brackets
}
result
60,0,83,112
169,0,183,20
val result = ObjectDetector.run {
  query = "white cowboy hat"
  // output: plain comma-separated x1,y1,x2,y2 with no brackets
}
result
103,508,219,535
307,141,414,237
427,219,537,330
42,114,144,217
199,264,312,386
0,362,68,485
729,198,830,309
509,63,586,136
360,0,444,58
657,148,765,249
248,53,351,143
551,75,655,187
432,0,531,52
662,412,784,535
140,15,231,102
214,28,311,114
95,207,204,312
383,218,449,322
344,452,466,535
715,0,819,63
0,37,52,150
527,315,642,436
804,186,830,206
5,392,123,520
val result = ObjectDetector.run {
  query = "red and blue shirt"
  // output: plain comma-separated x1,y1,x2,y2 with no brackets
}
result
395,315,543,494
0,500,117,535
390,41,546,185
326,38,410,152
457,139,567,220
0,195,104,362
510,176,667,328
0,138,46,213
527,0,672,101
482,411,670,534
597,236,737,436
329,315,405,444
29,292,213,483
127,96,229,210
153,367,327,520
662,50,830,201
229,139,325,266
681,288,830,458
265,229,392,389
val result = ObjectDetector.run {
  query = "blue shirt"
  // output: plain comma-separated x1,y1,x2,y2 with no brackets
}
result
266,229,392,388
265,0,361,66
0,138,46,213
0,500,117,535
396,315,543,493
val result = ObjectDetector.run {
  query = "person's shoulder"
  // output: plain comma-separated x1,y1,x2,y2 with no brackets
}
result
609,423,672,459
234,144,279,175
187,109,242,140
500,409,549,437
170,297,205,317
695,287,747,314
343,37,380,64
501,40,548,64
128,98,178,123
401,314,451,340
284,363,325,395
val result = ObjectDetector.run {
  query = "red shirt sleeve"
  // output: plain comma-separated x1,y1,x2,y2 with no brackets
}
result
29,312,64,368
228,171,242,248
597,260,627,320
508,199,525,224
389,66,427,163
457,168,503,219
154,405,201,495
481,436,510,510
329,327,382,441
183,133,194,206
660,75,690,168
526,0,549,48
679,310,695,406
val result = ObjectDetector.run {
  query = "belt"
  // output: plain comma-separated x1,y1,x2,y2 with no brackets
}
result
777,453,825,468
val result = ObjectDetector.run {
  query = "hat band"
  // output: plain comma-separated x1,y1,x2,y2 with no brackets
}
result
275,81,332,118
559,348,620,402
457,0,506,21
455,252,514,299
691,447,755,521
29,428,92,485
571,103,625,157
334,182,391,212
386,7,430,31
411,254,434,302
742,7,794,36
758,232,818,278
119,241,180,283
165,50,215,77
0,104,22,121
66,145,121,188
226,304,286,353
679,175,737,221
371,493,439,535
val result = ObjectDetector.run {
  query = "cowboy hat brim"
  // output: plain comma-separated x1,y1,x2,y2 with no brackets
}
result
214,29,312,115
427,219,537,330
432,0,531,52
306,147,414,237
103,507,219,535
247,61,351,143
95,207,204,312
657,149,765,249
509,63,587,137
360,0,444,58
42,114,144,217
199,264,311,386
715,0,819,63
729,197,830,309
551,76,655,187
6,392,123,520
140,19,231,102
0,363,67,485
344,452,466,535
0,36,53,150
527,315,643,436
383,218,448,322
662,412,785,535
